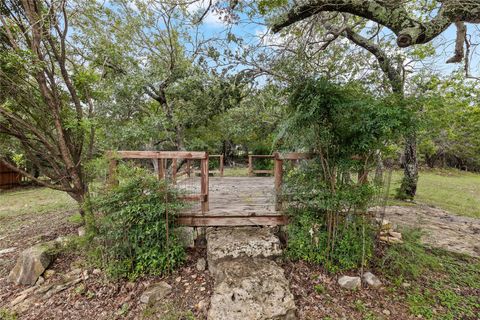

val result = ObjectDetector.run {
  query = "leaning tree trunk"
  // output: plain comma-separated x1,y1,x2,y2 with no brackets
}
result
397,133,418,200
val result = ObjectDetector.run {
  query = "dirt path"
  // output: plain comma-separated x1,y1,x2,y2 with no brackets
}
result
379,205,480,257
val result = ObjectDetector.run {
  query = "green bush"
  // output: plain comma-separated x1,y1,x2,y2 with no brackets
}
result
278,79,405,273
286,209,374,272
90,166,186,280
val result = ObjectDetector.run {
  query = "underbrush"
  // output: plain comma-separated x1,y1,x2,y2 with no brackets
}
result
286,209,375,273
378,228,480,319
0,308,17,320
85,166,187,280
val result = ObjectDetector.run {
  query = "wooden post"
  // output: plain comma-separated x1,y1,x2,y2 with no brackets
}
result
158,159,165,180
186,159,191,177
172,158,177,185
200,154,209,213
274,153,283,211
219,154,224,177
108,158,119,187
248,155,253,176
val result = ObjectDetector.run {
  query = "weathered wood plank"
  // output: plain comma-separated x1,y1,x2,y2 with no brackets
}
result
176,215,288,226
278,152,311,160
178,194,207,201
111,151,207,159
252,169,274,174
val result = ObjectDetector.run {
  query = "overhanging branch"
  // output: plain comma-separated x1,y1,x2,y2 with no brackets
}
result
271,0,480,48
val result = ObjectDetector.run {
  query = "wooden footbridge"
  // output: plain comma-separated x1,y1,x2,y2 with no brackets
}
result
107,151,309,227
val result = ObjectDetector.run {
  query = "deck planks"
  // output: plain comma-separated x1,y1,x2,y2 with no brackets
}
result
177,176,286,226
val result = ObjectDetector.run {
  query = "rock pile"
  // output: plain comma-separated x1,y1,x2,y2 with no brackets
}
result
376,218,403,244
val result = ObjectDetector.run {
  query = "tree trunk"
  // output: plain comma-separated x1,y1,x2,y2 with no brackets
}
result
397,133,418,200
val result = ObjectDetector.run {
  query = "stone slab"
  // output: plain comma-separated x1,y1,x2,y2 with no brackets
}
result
206,227,282,275
208,257,296,320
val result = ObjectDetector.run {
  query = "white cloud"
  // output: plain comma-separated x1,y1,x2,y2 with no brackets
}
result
186,0,225,28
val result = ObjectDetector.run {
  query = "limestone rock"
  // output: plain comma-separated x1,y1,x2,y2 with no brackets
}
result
43,269,56,279
8,242,56,285
379,236,404,244
207,227,282,275
338,276,361,290
196,299,208,311
208,257,296,320
362,272,382,288
175,227,197,248
388,230,402,240
376,218,393,231
78,226,86,237
0,247,16,256
196,258,206,272
139,281,172,305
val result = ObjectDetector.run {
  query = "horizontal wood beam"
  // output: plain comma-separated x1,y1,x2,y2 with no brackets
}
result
277,152,312,160
175,215,288,226
178,194,207,202
252,169,274,174
108,151,207,160
249,155,275,158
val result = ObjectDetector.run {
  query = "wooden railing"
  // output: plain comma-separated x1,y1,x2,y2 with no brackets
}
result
248,154,275,176
107,151,209,213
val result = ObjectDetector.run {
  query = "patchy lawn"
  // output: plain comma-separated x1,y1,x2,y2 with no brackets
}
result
0,187,77,220
388,169,480,218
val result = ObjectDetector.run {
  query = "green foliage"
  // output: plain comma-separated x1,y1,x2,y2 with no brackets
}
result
313,283,326,294
286,209,375,272
90,166,186,280
416,72,480,170
280,79,405,272
380,229,441,280
280,78,408,156
0,308,18,320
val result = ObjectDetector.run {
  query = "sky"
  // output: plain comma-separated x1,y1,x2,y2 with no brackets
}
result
189,2,480,80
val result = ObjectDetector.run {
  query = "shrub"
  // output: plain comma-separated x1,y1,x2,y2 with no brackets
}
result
286,208,375,272
279,79,405,272
90,166,186,280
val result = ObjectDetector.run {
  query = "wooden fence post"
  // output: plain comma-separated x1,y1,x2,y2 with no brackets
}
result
172,158,177,185
108,158,119,187
200,154,209,213
158,159,166,180
186,159,191,177
219,154,224,177
274,153,283,211
248,155,253,176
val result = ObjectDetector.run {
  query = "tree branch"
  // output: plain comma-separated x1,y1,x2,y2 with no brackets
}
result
344,27,403,94
271,0,480,48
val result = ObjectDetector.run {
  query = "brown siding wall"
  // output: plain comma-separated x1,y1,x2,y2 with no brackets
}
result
0,162,21,188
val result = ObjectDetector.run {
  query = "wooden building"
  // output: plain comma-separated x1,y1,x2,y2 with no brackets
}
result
0,162,21,188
